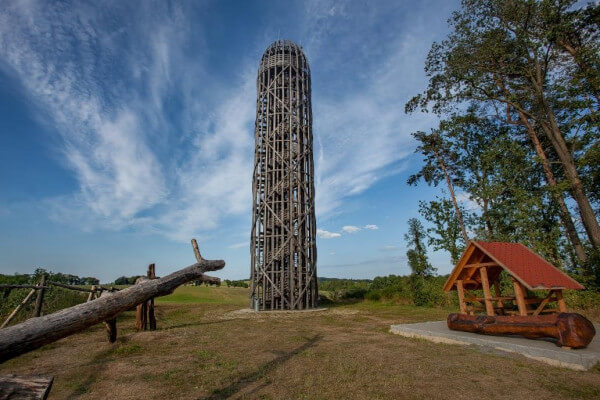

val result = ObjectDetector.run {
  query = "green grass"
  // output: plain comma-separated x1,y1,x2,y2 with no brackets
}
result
2,285,599,399
155,285,248,305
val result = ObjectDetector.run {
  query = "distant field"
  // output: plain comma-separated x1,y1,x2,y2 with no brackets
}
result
1,285,599,399
156,285,248,305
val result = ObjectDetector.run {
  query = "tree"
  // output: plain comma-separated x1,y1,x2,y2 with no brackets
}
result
419,197,467,264
404,218,436,277
406,0,600,251
409,131,469,243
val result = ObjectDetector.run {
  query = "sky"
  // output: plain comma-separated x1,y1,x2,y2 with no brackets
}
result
0,0,462,283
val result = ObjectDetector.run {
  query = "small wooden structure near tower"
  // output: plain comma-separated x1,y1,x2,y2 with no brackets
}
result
443,241,584,317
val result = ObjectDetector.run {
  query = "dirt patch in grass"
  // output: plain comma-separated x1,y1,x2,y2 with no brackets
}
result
1,286,598,399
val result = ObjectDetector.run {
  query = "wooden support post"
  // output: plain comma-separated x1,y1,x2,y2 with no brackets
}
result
456,280,466,314
493,281,504,315
147,264,156,331
479,267,495,316
34,275,46,317
135,301,147,331
556,289,567,312
513,279,528,316
97,291,118,343
87,286,96,302
1,289,37,329
104,318,117,343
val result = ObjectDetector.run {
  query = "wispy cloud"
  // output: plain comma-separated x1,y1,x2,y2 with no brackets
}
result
0,1,255,241
317,229,341,239
379,245,398,252
302,2,441,216
0,0,446,245
341,225,360,234
364,224,379,230
0,1,169,228
228,241,248,249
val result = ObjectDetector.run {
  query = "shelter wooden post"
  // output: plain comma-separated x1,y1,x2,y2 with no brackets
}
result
479,267,495,316
34,275,46,317
493,281,504,314
456,280,466,314
513,279,528,316
556,290,567,312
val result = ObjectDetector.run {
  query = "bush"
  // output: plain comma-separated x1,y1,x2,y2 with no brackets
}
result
365,290,381,301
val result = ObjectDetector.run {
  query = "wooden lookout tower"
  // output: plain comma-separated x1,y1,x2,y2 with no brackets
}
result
443,242,584,317
250,40,318,310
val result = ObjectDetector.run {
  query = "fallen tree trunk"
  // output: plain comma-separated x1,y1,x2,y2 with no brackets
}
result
0,257,224,363
447,312,596,349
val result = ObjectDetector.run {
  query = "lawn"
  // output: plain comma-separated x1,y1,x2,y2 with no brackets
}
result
1,285,599,399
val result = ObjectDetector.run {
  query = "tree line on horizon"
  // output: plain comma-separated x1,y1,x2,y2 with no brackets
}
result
403,0,600,290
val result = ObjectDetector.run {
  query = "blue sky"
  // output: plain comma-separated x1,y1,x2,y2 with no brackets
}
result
0,0,461,282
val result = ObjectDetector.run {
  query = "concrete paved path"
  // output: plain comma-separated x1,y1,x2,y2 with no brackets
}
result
390,320,600,370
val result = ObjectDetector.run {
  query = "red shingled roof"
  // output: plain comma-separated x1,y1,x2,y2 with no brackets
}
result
473,241,584,290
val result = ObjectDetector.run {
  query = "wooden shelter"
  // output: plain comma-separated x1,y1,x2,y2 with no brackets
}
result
443,242,584,317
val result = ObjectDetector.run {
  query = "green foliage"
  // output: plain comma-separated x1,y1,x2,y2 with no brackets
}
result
114,275,143,285
319,275,456,308
223,279,249,288
405,218,436,277
419,197,466,264
318,278,371,300
406,0,600,288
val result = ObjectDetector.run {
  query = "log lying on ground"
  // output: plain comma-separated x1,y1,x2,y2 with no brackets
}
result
447,312,596,348
0,257,225,363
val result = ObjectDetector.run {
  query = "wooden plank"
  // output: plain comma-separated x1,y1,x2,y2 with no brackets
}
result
464,261,499,269
479,267,495,316
0,285,47,290
443,242,476,291
532,291,554,316
0,374,53,400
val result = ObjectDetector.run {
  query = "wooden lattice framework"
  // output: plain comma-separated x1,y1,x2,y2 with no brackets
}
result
250,40,318,310
444,241,584,316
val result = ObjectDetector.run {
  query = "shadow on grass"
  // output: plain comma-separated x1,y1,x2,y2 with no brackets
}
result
202,334,323,400
164,319,235,330
65,333,134,398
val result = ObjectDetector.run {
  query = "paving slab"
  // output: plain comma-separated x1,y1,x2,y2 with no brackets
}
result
390,320,600,371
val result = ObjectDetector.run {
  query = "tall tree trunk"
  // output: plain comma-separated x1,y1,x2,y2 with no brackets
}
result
435,151,469,243
518,111,588,263
481,198,494,238
538,110,600,250
525,59,600,250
